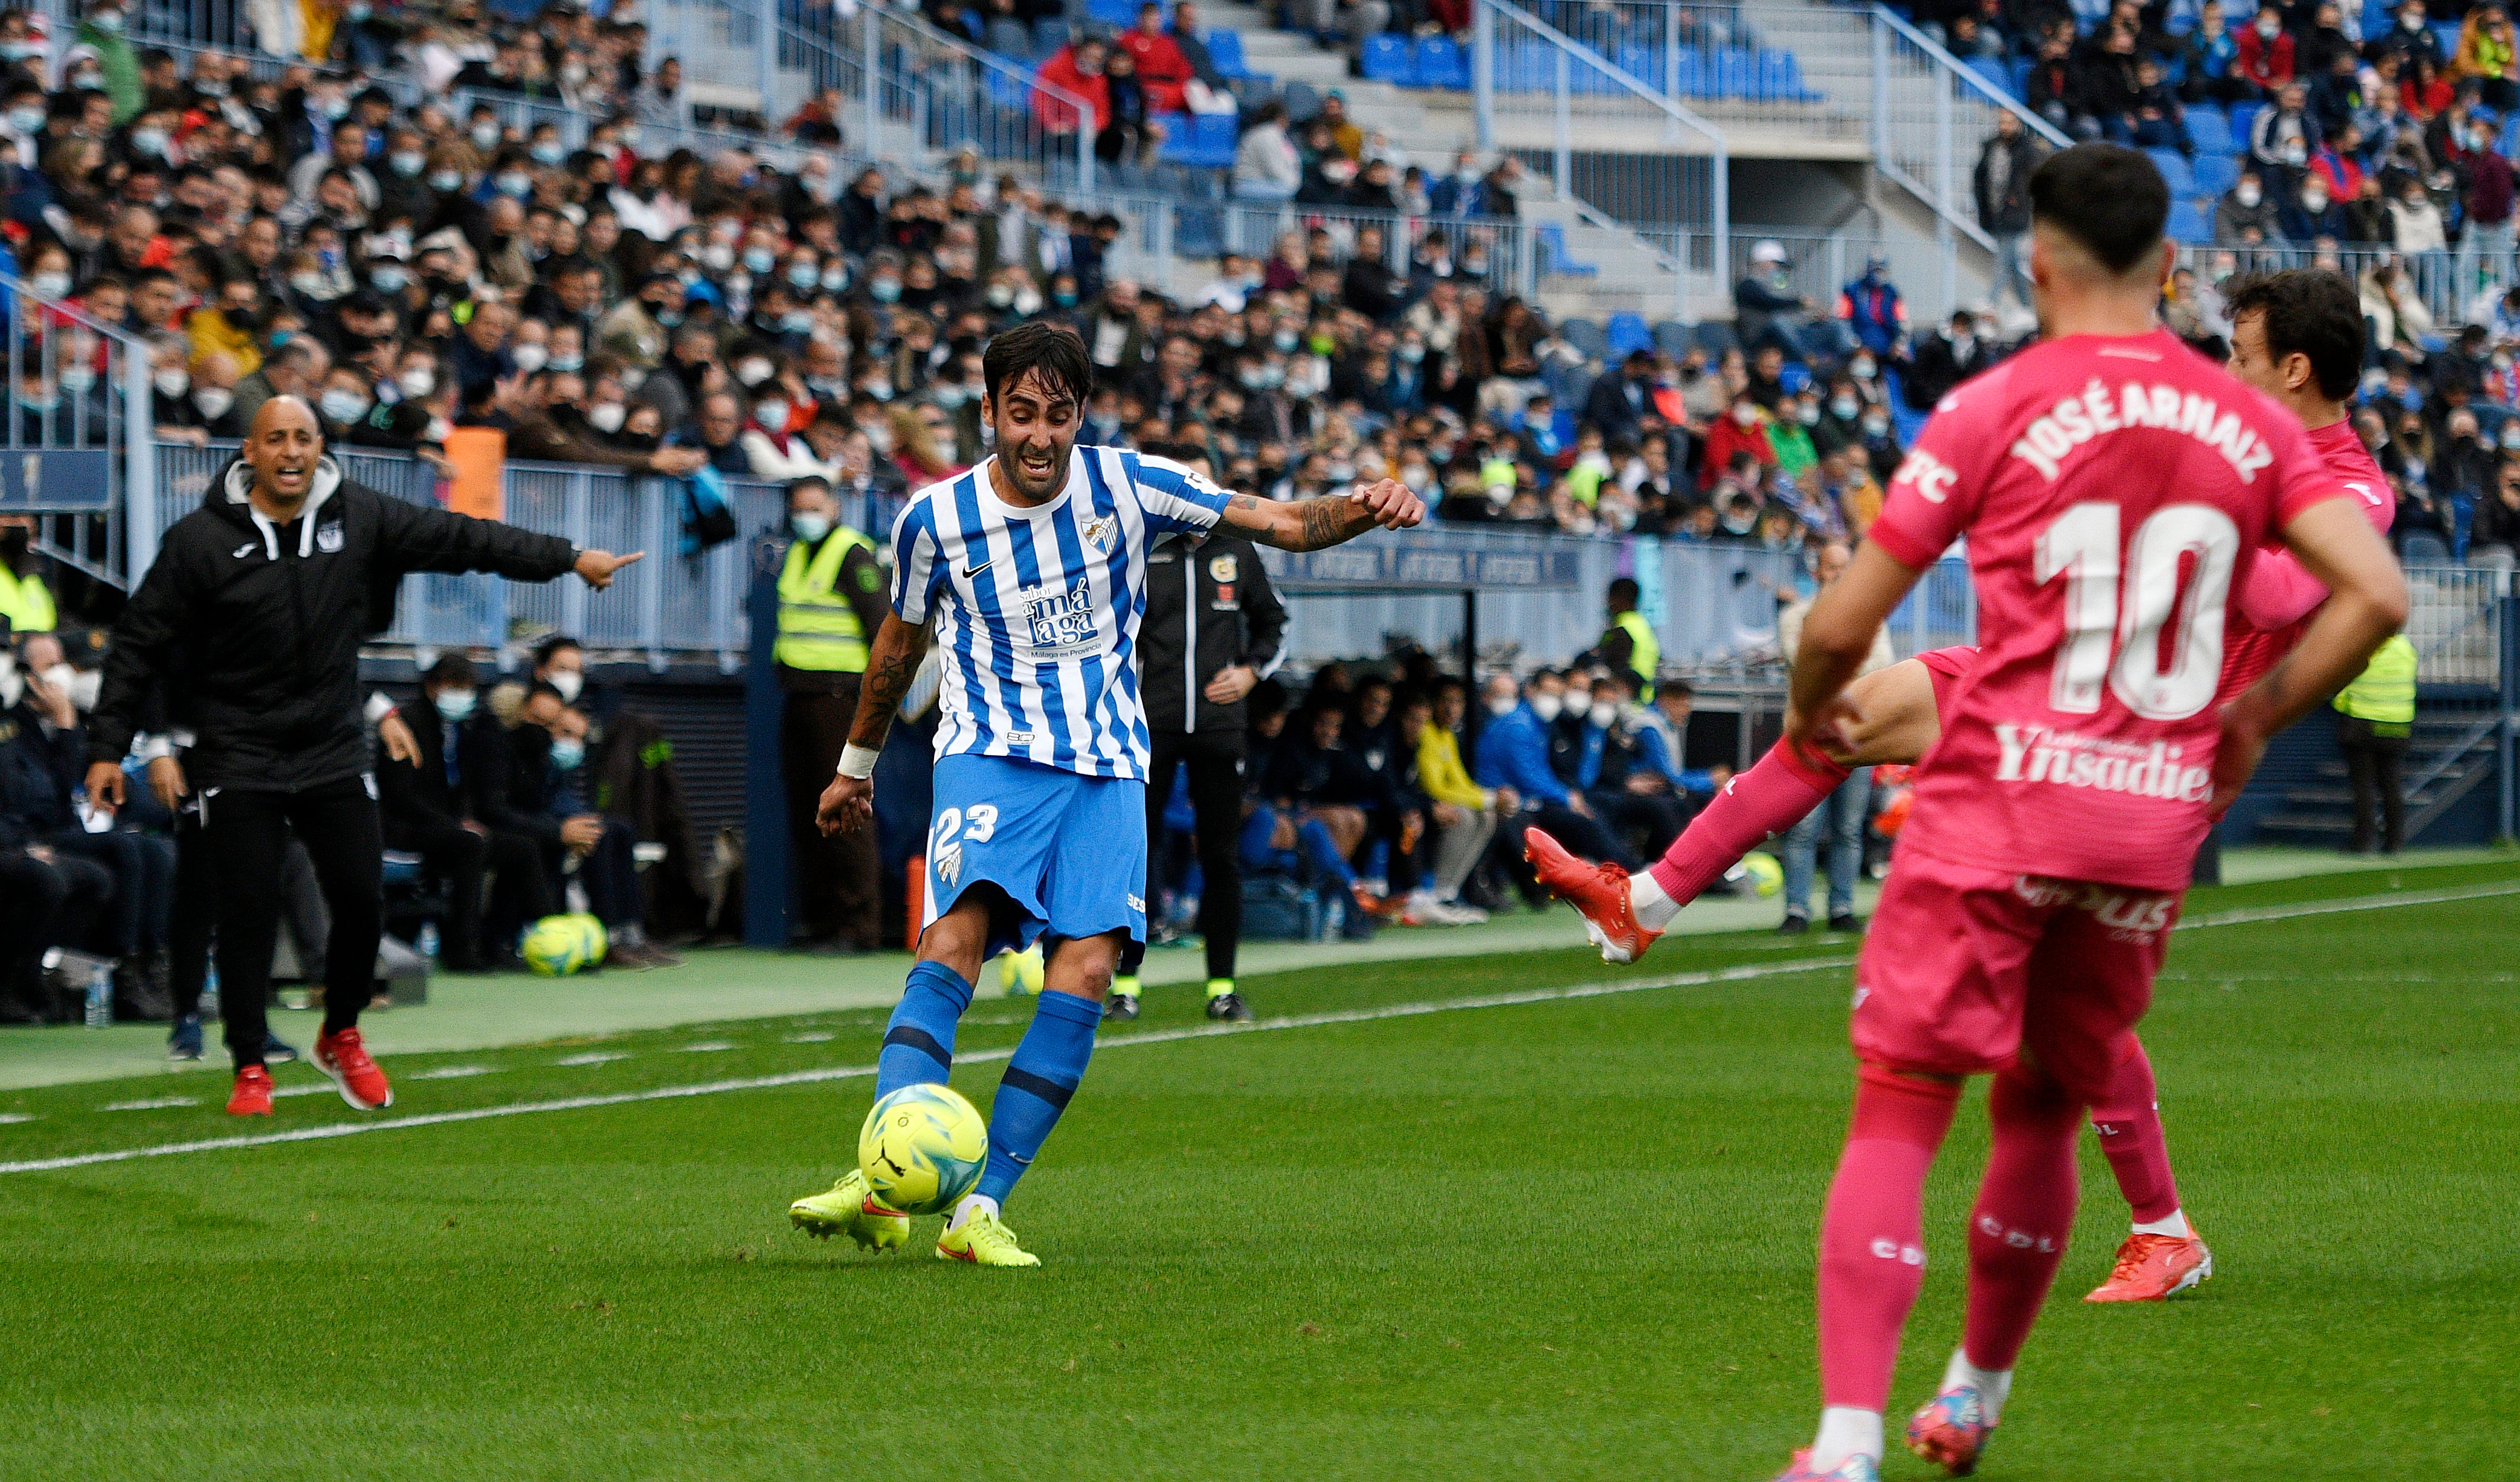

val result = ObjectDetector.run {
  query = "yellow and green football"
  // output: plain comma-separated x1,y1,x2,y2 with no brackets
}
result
857,1083,989,1216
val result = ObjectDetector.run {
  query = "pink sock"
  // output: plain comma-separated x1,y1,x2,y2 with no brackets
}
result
1648,738,1851,905
1817,1066,1962,1411
1963,1071,2083,1373
2087,1042,2182,1225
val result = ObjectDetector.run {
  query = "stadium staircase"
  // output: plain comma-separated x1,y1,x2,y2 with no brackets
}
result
2246,710,2505,849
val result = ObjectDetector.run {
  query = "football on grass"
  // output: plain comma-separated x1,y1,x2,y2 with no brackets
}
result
859,1084,988,1216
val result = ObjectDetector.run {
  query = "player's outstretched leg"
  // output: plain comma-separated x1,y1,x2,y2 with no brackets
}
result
791,959,977,1251
2085,1039,2212,1301
939,970,1106,1269
1535,738,1852,965
1773,1065,1962,1482
1906,1068,2080,1477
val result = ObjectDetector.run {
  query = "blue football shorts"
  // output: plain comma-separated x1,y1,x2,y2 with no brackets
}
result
920,753,1149,958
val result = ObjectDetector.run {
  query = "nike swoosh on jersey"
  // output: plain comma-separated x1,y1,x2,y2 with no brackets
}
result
233,543,256,558
960,559,993,579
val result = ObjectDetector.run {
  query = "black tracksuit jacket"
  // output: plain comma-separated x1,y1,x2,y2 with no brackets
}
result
1138,530,1287,741
89,457,581,793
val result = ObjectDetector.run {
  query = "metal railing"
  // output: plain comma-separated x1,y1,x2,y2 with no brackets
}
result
2179,242,2507,347
2,274,158,588
1475,0,1728,275
1510,1,1848,140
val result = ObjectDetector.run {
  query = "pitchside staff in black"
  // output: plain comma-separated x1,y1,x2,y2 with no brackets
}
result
1106,449,1287,1025
85,398,643,1116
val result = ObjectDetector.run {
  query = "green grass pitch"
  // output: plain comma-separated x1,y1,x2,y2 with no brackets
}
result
1,860,2515,1480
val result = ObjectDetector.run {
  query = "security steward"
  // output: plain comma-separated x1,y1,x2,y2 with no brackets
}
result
1593,576,1658,699
775,475,889,951
2335,631,2417,855
0,514,57,634
85,397,642,1117
1107,447,1286,1024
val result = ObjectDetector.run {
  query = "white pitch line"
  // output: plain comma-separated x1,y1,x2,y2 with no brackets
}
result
0,956,1854,1176
6,875,2513,1178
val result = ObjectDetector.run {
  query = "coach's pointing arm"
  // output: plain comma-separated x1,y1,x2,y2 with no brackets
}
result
1217,478,1425,551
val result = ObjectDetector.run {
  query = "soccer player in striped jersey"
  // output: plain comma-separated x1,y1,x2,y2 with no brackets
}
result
1530,268,2387,1318
787,323,1423,1267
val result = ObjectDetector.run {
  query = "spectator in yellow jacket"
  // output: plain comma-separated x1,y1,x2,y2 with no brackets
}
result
1405,682,1498,923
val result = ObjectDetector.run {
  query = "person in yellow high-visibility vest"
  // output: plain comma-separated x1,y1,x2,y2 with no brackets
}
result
2335,632,2416,854
777,477,891,950
0,517,57,636
1594,576,1657,700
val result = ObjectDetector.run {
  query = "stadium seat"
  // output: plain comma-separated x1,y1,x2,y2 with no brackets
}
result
2186,105,2231,154
985,67,1031,111
2229,98,2263,150
2167,198,2211,243
1653,319,1692,357
2147,149,2194,197
1414,34,1469,88
1031,16,1071,54
1692,320,1737,355
1779,361,1811,396
1086,0,1135,27
2191,151,2239,199
1361,34,1410,82
1559,316,1608,361
1159,111,1237,168
1205,28,1251,79
1606,312,1652,357
1538,223,1600,278
2402,530,2453,564
1281,79,1321,121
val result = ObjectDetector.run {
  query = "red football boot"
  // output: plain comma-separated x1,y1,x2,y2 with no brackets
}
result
227,1065,274,1116
2084,1229,2214,1302
1523,826,1660,964
311,1027,394,1110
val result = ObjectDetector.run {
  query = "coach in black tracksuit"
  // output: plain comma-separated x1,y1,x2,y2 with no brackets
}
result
1110,522,1286,1023
85,399,639,1080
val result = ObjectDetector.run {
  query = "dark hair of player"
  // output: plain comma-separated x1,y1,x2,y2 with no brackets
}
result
2219,269,2365,402
1607,576,1640,608
2026,144,2168,275
981,320,1092,409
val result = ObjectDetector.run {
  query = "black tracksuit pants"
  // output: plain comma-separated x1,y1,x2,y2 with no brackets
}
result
201,775,383,1069
1122,729,1245,985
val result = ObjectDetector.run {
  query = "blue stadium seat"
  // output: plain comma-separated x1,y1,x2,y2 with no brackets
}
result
1032,17,1071,54
2167,198,2211,243
1672,47,1706,97
2147,148,2194,196
1559,316,1608,361
2185,105,2231,154
1361,33,1410,82
2434,22,2463,63
1205,28,1250,79
985,67,1031,111
2502,112,2520,156
1086,0,1135,27
1653,319,1692,357
1281,79,1321,121
1692,320,1737,355
1539,223,1600,278
2229,98,2263,150
1160,111,1237,168
2191,151,2238,198
1606,312,1652,357
1614,42,1655,88
1779,361,1811,396
1414,35,1469,88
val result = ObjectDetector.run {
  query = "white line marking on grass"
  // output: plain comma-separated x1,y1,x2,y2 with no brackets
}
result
553,1052,630,1067
412,1065,493,1080
97,1098,196,1112
9,875,2513,1177
782,1032,834,1043
271,1084,334,1099
0,1113,38,1124
675,1042,738,1053
0,956,1855,1176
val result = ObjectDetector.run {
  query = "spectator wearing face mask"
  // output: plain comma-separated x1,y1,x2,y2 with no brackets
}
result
2280,171,2351,241
376,653,553,973
2458,113,2518,292
1472,671,1631,890
2216,167,2282,242
510,688,678,967
2249,80,2319,184
1900,309,1987,411
2236,2,2295,93
773,475,889,955
1698,390,1776,491
508,369,710,477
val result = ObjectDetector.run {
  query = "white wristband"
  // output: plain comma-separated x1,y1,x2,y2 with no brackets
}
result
837,744,880,779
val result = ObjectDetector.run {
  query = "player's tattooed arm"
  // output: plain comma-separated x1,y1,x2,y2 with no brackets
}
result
1219,478,1426,551
846,613,933,752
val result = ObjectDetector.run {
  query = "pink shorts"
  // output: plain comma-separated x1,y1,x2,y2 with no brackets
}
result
1852,850,2182,1100
1915,644,1978,722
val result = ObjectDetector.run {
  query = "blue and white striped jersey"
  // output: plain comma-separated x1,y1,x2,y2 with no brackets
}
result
889,445,1233,779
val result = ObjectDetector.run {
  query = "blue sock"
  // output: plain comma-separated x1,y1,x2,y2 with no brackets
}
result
1297,818,1356,889
976,987,1101,1204
876,961,974,1097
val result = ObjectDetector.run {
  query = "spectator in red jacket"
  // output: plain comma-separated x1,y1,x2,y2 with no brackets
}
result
1698,391,1777,491
1120,2,1194,113
2236,2,2295,92
1034,37,1113,135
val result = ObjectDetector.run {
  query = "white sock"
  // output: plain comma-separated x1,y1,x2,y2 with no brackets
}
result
1629,870,1680,930
1940,1348,2014,1427
1809,1407,1883,1471
2132,1209,2191,1239
947,1193,999,1231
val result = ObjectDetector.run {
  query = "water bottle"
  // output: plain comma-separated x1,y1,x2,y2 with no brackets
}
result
201,960,221,1020
417,922,440,959
83,965,111,1029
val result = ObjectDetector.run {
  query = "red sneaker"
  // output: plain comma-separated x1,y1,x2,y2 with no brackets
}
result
2084,1230,2213,1302
226,1065,274,1116
311,1027,394,1110
1523,826,1660,964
